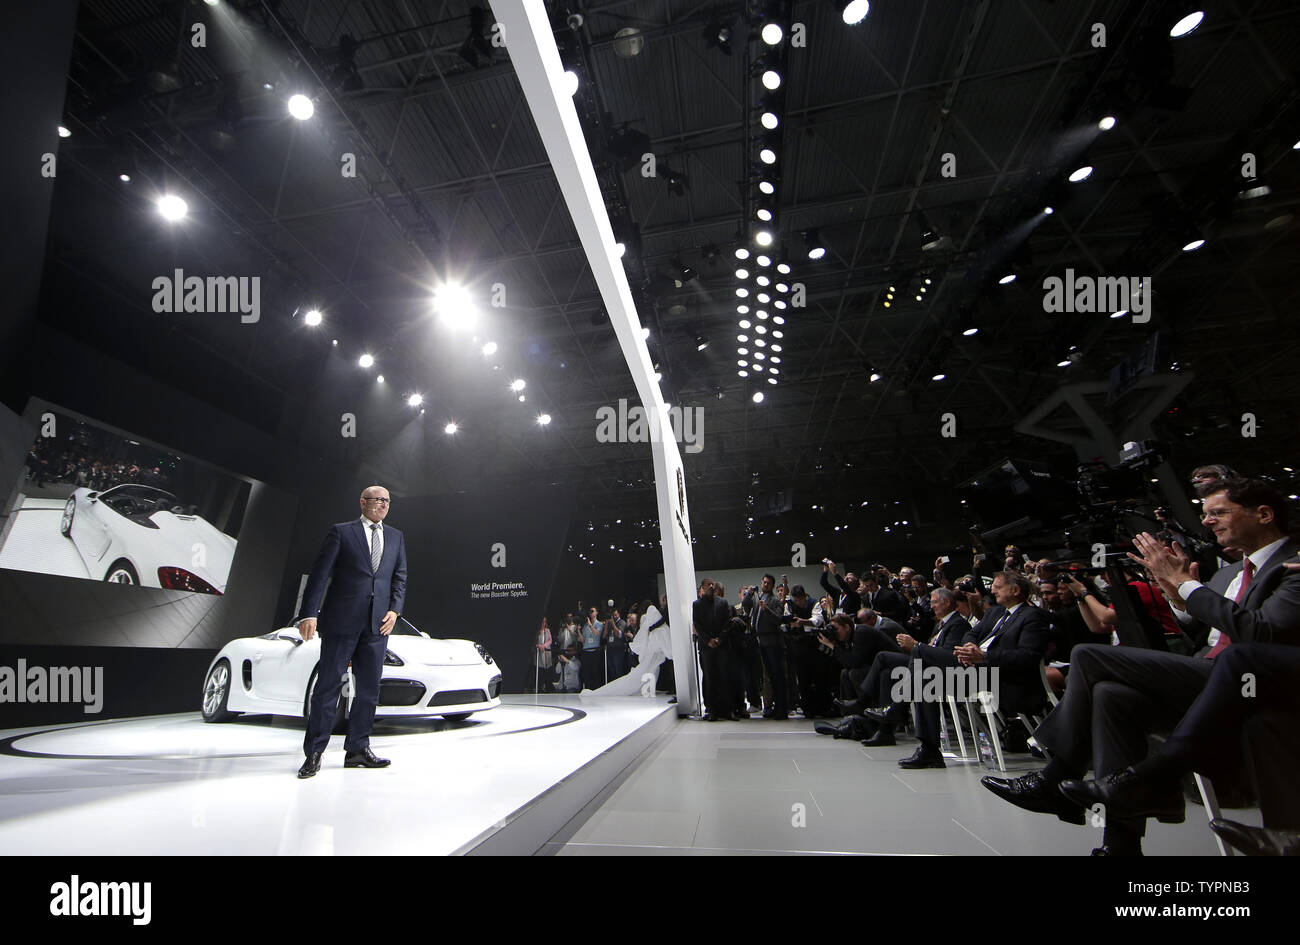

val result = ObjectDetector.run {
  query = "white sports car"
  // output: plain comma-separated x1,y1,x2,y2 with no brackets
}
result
60,483,236,594
200,619,502,725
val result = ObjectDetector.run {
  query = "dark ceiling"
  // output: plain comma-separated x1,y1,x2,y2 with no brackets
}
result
44,0,1300,568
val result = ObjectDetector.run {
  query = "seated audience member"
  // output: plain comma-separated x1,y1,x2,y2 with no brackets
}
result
1039,579,1094,660
820,560,862,614
555,646,582,693
858,572,1050,764
983,477,1300,855
1057,641,1300,855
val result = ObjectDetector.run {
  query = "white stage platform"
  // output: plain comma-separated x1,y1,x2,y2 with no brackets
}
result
0,694,677,855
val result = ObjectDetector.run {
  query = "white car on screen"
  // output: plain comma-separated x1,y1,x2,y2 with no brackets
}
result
60,483,236,594
200,620,502,725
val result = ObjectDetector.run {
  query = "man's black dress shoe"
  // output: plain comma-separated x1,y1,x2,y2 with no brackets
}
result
980,770,1086,825
343,747,391,768
1090,844,1143,856
860,728,896,747
863,704,907,725
814,721,842,736
1210,819,1300,856
297,752,322,779
897,746,945,769
833,698,861,714
702,713,719,721
1058,767,1185,823
768,713,789,721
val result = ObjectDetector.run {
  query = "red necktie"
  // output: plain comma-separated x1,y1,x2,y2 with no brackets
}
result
1205,559,1253,659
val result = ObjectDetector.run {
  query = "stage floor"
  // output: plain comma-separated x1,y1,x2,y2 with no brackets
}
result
0,694,676,855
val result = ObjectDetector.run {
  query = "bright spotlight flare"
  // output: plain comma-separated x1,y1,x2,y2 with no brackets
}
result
444,422,458,434
358,353,374,368
510,378,526,392
304,309,322,326
433,282,476,330
287,94,314,120
481,341,498,356
841,0,870,25
1169,10,1204,37
1069,165,1094,182
761,23,783,45
407,394,423,407
537,414,552,425
156,194,188,221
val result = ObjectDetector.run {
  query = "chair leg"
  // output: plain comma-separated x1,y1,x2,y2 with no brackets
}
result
1194,773,1233,857
981,694,1006,772
946,696,968,759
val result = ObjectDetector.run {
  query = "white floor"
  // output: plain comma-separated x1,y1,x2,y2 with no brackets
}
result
0,694,675,855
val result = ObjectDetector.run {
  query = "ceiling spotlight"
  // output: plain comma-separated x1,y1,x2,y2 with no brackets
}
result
561,70,580,96
287,94,315,120
696,335,709,351
755,275,770,286
1169,11,1204,37
736,267,750,279
304,308,322,326
537,414,552,425
519,394,527,401
376,375,385,384
358,353,374,368
481,341,497,356
962,325,979,336
758,180,775,195
752,391,765,403
444,422,458,435
761,23,783,45
759,147,777,165
1057,358,1072,367
156,194,188,221
756,207,773,222
931,372,946,381
510,378,526,392
840,1,871,25
869,372,882,382
735,247,750,259
762,70,782,91
760,111,779,130
740,319,752,329
767,377,777,385
998,273,1016,284
119,174,131,182
407,394,423,407
773,316,785,325
1111,309,1128,319
57,125,71,138
1239,184,1271,199
1069,165,1094,182
615,242,626,257
756,254,771,267
804,229,826,260
738,369,749,377
1098,115,1117,131
737,287,750,298
737,304,750,314
1182,238,1205,251
1043,206,1055,215
754,229,774,247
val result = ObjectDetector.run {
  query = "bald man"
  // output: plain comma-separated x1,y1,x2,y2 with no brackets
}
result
294,485,408,778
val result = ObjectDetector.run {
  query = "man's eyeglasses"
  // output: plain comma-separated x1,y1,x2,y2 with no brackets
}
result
363,497,391,505
1200,505,1241,522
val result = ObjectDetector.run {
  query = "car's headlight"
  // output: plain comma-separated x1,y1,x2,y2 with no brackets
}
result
383,650,404,666
475,644,494,665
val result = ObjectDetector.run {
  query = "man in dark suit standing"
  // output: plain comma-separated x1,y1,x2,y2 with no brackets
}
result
744,574,789,719
983,477,1300,854
295,485,408,778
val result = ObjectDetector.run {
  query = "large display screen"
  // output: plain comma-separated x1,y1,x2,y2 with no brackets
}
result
0,406,251,595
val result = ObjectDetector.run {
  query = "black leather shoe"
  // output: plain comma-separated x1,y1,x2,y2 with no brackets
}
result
1090,844,1143,856
1210,819,1300,856
861,727,897,747
834,698,861,714
297,752,322,779
343,748,391,768
981,770,1086,825
814,721,842,736
1058,767,1185,823
769,713,789,721
898,745,945,769
863,704,907,725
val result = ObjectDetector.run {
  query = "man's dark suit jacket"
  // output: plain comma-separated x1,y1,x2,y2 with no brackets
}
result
1181,538,1300,651
928,612,970,651
819,571,861,615
296,519,408,635
915,603,1051,713
863,586,909,625
742,590,785,644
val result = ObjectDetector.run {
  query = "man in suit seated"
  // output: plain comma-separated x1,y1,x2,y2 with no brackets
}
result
857,572,1050,766
1057,641,1300,855
983,477,1300,855
295,485,407,778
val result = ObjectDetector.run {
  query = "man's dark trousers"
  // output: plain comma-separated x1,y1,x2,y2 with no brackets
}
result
1034,643,1214,835
304,626,388,756
761,642,788,715
699,643,733,717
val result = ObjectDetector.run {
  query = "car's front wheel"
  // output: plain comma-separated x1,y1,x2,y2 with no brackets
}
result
304,668,350,735
60,498,75,537
201,659,239,722
104,559,139,585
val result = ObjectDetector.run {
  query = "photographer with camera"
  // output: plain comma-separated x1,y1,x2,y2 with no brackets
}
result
819,559,861,614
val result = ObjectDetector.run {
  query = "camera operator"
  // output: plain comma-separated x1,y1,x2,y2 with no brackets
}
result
602,610,631,681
